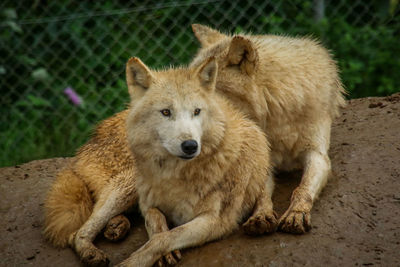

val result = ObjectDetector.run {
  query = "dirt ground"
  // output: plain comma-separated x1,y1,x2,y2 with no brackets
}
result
1,94,400,267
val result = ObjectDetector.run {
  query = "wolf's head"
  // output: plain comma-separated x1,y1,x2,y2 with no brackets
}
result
126,56,225,162
191,24,258,76
190,24,264,123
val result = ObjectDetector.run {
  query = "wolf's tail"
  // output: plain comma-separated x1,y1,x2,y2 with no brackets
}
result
43,168,93,247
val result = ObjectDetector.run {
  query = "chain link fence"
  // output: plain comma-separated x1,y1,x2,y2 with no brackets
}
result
1,0,399,167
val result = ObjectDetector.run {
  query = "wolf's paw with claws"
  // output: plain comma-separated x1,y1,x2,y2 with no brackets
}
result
104,214,131,241
243,213,278,236
81,247,109,267
278,210,311,234
154,250,182,267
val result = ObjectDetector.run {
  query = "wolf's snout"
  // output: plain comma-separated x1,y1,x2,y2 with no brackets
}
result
181,140,198,155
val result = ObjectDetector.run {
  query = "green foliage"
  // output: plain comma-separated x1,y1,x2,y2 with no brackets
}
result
328,18,400,97
254,1,400,98
0,0,399,167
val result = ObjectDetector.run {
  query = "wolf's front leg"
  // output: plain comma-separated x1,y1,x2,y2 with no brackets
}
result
117,213,225,267
145,208,181,266
279,150,331,234
71,180,137,266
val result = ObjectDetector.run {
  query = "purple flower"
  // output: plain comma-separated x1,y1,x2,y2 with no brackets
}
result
64,87,83,106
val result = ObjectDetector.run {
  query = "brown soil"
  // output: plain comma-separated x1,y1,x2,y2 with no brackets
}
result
1,94,400,267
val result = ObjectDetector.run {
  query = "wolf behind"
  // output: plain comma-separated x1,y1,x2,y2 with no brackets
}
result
191,24,346,234
117,56,276,266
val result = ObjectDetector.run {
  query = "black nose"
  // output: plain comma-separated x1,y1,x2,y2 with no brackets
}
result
181,140,198,155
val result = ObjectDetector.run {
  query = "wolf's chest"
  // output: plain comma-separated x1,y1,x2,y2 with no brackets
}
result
138,178,200,226
266,120,304,170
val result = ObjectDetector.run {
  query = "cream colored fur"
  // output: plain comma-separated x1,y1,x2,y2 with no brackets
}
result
44,56,276,266
44,110,137,266
190,24,346,234
118,57,276,266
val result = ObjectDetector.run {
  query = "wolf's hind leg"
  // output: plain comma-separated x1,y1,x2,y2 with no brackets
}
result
145,208,181,266
243,177,278,235
71,173,137,266
104,214,131,241
279,150,331,234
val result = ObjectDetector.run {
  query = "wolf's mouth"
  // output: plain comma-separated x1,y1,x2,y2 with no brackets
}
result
179,155,195,160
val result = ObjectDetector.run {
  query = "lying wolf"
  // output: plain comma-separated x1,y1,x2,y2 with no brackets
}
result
117,57,275,266
44,56,276,266
190,24,346,234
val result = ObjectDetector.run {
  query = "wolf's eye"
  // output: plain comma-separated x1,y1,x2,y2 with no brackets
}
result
194,108,201,116
160,109,171,117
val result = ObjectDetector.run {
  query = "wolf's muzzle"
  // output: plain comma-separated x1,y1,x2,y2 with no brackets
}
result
181,140,198,156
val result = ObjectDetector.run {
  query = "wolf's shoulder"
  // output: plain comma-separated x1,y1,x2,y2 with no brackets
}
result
76,110,132,164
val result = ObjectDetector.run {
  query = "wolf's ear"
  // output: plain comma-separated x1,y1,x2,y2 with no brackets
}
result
192,24,226,47
126,57,153,97
197,57,218,92
226,36,258,75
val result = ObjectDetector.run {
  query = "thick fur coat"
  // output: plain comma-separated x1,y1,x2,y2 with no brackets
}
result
44,56,276,266
118,57,275,266
190,24,346,233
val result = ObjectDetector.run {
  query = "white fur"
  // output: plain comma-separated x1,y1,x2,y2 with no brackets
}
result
157,106,203,158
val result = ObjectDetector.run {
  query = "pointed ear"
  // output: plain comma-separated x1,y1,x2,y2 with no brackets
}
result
126,57,153,98
192,24,226,47
196,57,218,92
226,36,258,75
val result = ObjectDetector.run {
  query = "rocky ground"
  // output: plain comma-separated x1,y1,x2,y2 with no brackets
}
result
1,94,400,267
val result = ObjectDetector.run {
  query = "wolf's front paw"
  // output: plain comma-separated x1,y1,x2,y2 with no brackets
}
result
154,250,182,267
104,214,131,241
81,247,110,267
243,213,278,235
278,209,311,234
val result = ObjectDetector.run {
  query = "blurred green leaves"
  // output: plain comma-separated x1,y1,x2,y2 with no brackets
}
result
1,0,399,167
2,8,22,33
31,68,50,81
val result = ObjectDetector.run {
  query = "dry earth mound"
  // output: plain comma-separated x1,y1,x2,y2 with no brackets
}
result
1,94,400,266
